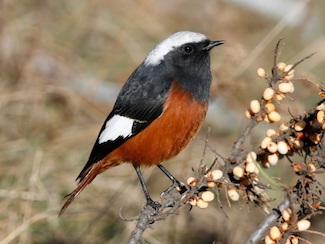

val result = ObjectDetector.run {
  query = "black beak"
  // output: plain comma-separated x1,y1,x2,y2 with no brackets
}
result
204,40,225,51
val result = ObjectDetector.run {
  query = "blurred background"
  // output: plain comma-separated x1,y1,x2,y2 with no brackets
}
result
0,0,324,243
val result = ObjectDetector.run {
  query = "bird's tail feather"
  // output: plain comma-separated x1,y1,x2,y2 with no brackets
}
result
59,162,102,216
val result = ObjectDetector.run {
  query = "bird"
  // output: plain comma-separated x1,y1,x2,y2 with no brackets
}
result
59,31,224,215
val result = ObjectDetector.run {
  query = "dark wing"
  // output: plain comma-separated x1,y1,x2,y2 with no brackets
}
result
76,64,173,181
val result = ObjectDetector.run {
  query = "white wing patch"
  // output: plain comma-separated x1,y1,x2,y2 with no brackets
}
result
144,31,207,66
98,115,134,143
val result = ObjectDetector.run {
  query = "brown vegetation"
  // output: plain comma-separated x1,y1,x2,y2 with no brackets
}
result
0,1,324,243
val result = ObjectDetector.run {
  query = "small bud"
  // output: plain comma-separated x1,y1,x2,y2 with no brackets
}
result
267,153,279,166
312,202,321,209
176,186,182,192
282,209,291,222
253,166,259,175
264,115,271,123
279,123,289,131
297,219,311,231
288,236,298,244
245,110,252,119
288,81,295,93
186,177,197,186
278,82,294,94
281,222,289,232
308,163,316,172
264,103,275,114
269,226,282,241
233,166,245,179
253,185,265,196
293,163,304,174
294,121,306,131
246,162,257,174
250,100,261,114
206,169,223,181
257,68,266,78
267,142,278,153
264,235,275,244
196,198,209,209
284,64,294,75
277,62,286,71
188,197,197,206
284,73,294,81
268,111,281,123
274,93,285,101
296,131,304,139
263,88,275,101
227,188,240,201
316,103,325,111
292,138,304,149
257,115,265,122
246,151,257,164
207,181,216,188
317,110,325,124
261,137,272,149
266,129,276,137
277,141,289,155
201,191,215,202
309,133,322,144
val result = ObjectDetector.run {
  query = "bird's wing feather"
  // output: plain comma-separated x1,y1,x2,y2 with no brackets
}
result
76,65,172,181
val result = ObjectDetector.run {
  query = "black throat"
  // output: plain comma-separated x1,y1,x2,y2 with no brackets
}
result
173,56,212,103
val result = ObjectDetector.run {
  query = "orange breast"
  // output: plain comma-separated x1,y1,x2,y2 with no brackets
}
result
105,81,208,167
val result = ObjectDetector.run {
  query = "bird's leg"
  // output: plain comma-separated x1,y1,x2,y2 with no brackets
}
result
133,165,161,210
157,164,188,196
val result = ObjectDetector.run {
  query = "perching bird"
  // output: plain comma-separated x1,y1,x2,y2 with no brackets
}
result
59,31,224,215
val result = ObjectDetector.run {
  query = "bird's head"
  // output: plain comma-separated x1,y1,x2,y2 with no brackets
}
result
144,31,224,68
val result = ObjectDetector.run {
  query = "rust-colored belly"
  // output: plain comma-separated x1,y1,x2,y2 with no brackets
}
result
105,81,208,167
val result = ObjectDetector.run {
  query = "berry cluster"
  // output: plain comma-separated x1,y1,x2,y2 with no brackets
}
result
169,44,323,244
246,62,296,123
249,61,323,242
257,105,324,172
185,169,222,209
264,208,311,244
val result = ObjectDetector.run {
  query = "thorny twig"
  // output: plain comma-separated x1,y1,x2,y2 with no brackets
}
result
246,195,291,244
229,39,287,163
126,165,210,244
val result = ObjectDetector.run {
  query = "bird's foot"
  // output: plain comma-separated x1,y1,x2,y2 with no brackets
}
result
160,181,188,198
175,182,189,194
146,198,161,211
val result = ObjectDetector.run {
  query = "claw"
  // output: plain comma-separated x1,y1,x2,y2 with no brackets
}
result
176,182,188,194
160,181,189,199
147,198,161,211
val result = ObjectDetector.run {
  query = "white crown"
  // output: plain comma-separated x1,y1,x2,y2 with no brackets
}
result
144,31,207,66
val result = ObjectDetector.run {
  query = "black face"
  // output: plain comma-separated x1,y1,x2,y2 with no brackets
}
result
165,40,211,68
160,40,213,102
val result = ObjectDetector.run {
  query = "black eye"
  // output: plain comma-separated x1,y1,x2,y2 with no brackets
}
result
183,45,193,53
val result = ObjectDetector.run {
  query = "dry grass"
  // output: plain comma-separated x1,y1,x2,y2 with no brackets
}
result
0,0,324,243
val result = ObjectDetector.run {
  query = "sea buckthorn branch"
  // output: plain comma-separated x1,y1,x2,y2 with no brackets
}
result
247,196,291,244
240,41,323,243
126,163,223,244
195,41,323,243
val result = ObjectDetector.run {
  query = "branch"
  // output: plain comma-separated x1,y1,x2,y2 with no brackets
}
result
126,165,208,243
127,205,156,244
246,196,291,244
